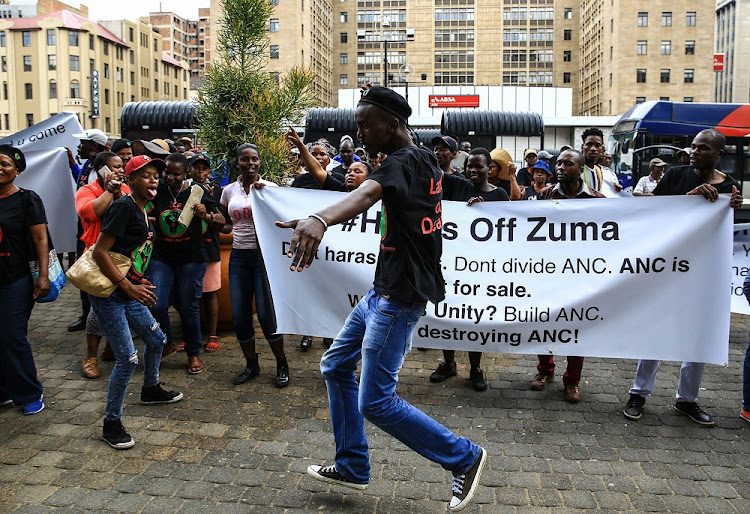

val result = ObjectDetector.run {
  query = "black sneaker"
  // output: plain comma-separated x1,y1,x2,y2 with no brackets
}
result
450,447,487,512
430,361,457,383
307,464,368,490
102,418,135,450
469,368,487,392
623,394,646,420
140,383,183,405
674,401,714,426
300,336,313,351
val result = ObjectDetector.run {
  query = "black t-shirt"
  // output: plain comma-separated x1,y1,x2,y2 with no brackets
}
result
148,182,218,265
101,195,154,285
0,189,47,286
524,185,542,200
442,173,509,202
322,174,347,192
200,183,223,262
366,145,445,304
516,167,534,187
291,171,346,190
654,165,740,196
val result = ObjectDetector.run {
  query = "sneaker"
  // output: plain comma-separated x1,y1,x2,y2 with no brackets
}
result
102,418,135,450
300,336,313,352
565,385,582,403
623,394,646,420
741,408,750,423
23,398,45,415
674,401,714,426
530,372,553,391
450,447,487,512
307,464,368,490
430,361,457,383
469,368,487,392
0,398,13,407
140,383,183,405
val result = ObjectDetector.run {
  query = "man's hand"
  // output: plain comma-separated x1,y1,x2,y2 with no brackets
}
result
467,196,484,206
687,183,719,202
731,185,743,210
285,126,304,150
193,203,207,219
275,217,326,272
65,147,76,166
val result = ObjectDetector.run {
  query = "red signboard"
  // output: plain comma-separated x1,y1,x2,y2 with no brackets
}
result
713,53,725,72
428,95,480,108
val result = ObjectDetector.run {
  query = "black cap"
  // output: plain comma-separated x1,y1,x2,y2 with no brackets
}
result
358,86,411,123
431,136,458,153
189,154,210,167
110,139,131,153
0,144,26,172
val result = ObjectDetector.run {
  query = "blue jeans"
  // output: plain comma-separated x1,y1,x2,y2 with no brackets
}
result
91,290,167,421
149,259,206,356
743,274,750,410
0,275,43,406
228,249,280,343
320,289,480,484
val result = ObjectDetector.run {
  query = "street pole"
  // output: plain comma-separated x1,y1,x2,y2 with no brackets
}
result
383,40,389,88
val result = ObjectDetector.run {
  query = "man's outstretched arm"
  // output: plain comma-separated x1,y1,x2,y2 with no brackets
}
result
276,179,383,271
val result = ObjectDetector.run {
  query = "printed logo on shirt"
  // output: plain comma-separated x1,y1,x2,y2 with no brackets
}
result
129,238,153,279
159,208,187,238
380,204,387,240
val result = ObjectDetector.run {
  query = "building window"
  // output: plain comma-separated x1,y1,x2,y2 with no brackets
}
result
130,71,135,85
638,12,648,27
103,41,109,55
660,97,669,101
686,11,696,26
129,27,134,42
636,69,646,83
563,72,571,83
340,74,348,85
89,34,94,49
563,51,571,62
660,69,670,83
340,32,348,43
48,54,56,71
662,12,671,26
340,12,348,23
340,53,348,64
105,89,110,104
636,96,646,104
684,69,694,83
564,8,573,19
104,63,109,78
563,29,571,41
637,41,647,55
70,55,80,71
47,29,56,45
685,40,695,55
24,83,32,100
26,114,34,127
69,31,79,46
270,45,279,58
661,40,671,55
0,32,5,47
23,56,32,72
0,57,5,72
153,38,157,52
270,72,280,83
22,31,31,47
684,97,693,102
270,18,279,32
49,81,57,99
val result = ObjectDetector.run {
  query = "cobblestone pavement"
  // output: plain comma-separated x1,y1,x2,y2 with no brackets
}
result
1,285,749,513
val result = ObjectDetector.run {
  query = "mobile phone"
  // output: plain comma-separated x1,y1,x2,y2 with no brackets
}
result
97,165,111,179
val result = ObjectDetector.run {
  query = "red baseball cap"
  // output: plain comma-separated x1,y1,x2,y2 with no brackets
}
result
124,155,166,177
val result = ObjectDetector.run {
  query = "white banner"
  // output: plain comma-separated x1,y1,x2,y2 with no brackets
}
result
732,223,750,315
251,189,733,365
1,113,85,254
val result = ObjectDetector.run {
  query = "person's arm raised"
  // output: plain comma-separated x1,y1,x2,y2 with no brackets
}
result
276,179,383,272
285,126,329,187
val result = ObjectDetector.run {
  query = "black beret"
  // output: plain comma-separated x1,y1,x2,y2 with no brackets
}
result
110,139,131,153
0,144,26,172
358,86,411,123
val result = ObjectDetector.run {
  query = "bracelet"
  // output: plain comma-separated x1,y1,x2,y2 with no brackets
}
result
114,276,126,284
309,214,328,231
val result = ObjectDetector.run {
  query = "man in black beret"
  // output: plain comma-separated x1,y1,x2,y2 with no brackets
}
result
278,86,486,512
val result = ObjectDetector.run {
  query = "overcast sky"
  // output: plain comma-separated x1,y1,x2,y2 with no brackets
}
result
87,0,211,22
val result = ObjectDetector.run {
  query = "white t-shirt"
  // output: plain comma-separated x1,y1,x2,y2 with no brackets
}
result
634,174,660,195
220,178,276,249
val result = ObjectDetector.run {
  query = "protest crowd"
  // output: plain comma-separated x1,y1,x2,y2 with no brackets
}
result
1,86,748,512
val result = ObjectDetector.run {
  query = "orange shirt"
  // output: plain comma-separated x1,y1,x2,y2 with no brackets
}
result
75,180,131,250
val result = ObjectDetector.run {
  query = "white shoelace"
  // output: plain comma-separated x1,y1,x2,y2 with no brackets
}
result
452,474,466,494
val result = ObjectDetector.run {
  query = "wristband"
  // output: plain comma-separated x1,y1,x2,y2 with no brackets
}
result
114,276,126,284
309,214,328,231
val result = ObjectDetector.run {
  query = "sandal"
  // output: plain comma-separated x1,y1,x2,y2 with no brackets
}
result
176,342,185,352
205,336,219,353
188,355,203,374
